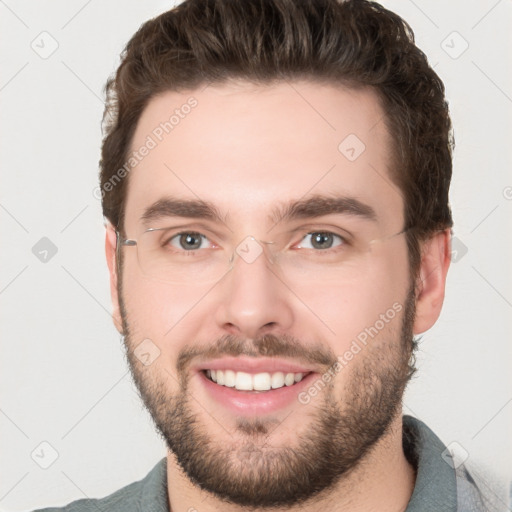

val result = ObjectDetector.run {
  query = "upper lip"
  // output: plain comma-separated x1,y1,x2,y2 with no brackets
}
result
193,356,318,375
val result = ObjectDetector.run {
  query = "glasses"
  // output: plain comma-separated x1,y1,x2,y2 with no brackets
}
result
116,225,408,286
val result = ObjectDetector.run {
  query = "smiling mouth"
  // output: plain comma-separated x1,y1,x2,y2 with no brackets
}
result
202,369,312,392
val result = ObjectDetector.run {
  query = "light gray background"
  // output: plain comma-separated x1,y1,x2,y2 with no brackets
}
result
1,0,511,510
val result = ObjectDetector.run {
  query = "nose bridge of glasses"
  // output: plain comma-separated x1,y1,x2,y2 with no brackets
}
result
229,236,278,268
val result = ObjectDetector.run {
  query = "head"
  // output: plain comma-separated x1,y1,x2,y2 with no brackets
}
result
101,0,452,507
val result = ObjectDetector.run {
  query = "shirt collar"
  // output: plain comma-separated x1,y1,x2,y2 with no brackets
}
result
403,414,457,511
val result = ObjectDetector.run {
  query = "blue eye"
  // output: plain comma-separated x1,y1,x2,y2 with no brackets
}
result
168,232,212,251
297,232,345,250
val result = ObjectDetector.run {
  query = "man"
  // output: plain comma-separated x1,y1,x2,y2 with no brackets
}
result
35,0,493,510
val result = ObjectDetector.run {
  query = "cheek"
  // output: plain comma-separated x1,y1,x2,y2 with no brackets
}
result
121,276,215,393
303,247,410,356
120,269,213,347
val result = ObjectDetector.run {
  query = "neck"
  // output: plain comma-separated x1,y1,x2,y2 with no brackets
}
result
166,413,416,512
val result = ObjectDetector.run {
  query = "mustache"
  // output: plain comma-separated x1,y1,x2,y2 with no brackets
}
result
176,333,338,376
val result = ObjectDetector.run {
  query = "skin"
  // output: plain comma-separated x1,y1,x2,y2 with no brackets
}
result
105,80,451,511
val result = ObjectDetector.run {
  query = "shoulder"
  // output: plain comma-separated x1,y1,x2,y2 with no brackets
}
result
403,415,503,512
30,458,168,512
455,462,508,512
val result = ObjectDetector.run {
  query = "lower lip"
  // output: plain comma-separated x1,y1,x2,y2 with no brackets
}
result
198,370,317,415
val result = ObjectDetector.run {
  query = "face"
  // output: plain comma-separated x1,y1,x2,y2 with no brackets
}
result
113,81,417,507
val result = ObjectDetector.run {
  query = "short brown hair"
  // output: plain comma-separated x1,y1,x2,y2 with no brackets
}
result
100,0,454,275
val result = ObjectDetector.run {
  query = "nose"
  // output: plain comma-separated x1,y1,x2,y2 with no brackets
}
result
213,238,294,339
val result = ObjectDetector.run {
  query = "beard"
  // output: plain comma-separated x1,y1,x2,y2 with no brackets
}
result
118,282,417,508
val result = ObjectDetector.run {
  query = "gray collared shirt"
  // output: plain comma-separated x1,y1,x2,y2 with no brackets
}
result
32,415,488,512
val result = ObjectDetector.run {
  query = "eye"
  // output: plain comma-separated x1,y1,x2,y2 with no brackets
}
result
167,231,213,251
296,232,345,251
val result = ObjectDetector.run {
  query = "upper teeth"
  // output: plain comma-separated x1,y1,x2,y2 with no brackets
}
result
206,369,306,391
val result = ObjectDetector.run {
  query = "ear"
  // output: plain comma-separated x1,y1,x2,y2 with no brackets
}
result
105,221,124,335
413,229,451,335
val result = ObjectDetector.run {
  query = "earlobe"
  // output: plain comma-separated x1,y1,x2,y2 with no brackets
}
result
105,221,124,335
412,229,451,335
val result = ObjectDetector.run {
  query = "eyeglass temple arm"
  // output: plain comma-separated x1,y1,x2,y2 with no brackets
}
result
115,230,137,246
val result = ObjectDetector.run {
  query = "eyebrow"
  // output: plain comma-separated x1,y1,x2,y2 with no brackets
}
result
268,194,377,225
141,197,227,226
140,194,377,228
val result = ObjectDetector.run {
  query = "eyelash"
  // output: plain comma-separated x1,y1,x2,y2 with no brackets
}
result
161,230,349,253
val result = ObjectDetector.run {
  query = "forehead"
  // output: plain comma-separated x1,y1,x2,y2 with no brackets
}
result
123,80,403,233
